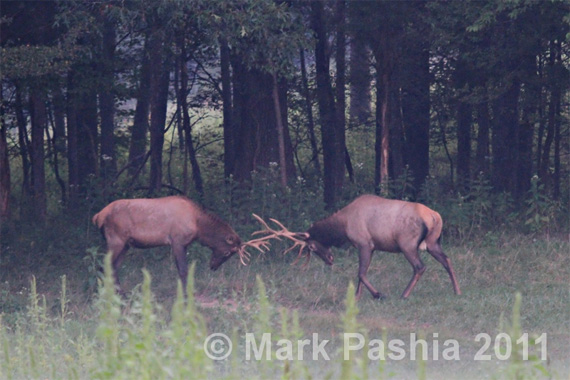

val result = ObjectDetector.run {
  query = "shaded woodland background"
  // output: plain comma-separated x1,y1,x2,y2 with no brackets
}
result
0,0,568,227
1,4,569,378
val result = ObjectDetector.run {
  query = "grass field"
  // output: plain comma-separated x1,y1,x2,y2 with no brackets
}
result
1,213,568,379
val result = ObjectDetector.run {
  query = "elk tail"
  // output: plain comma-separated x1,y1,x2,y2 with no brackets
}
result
92,212,101,227
422,210,443,249
417,206,443,250
92,204,113,229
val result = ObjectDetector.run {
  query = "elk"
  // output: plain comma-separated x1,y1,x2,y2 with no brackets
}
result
92,196,265,293
251,194,461,300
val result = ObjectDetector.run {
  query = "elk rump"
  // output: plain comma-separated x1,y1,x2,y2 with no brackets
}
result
92,196,242,292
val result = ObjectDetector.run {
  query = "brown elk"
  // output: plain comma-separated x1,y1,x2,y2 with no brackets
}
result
251,194,461,300
92,196,265,293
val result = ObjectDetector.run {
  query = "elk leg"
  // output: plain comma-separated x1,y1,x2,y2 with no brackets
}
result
171,244,189,294
107,240,129,293
401,249,426,299
356,248,384,300
427,243,461,296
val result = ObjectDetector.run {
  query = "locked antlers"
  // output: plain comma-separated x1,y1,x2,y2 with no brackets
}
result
238,214,311,266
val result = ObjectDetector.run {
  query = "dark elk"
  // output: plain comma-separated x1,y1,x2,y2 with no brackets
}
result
251,195,461,300
92,196,266,293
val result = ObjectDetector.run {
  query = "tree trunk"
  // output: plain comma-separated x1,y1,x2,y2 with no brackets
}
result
76,85,98,190
219,37,235,179
99,14,117,180
29,89,47,222
388,82,404,180
178,39,203,196
517,53,538,199
128,36,152,177
148,30,170,194
551,40,562,199
492,80,520,194
475,97,490,175
349,29,371,126
0,89,10,222
300,48,320,175
379,71,390,190
335,0,350,185
535,53,546,177
272,71,288,187
372,30,393,193
401,46,430,195
51,86,67,154
15,84,31,199
455,59,472,192
540,40,561,193
553,92,560,200
66,72,79,204
312,0,341,208
46,98,66,204
456,101,472,191
231,60,295,183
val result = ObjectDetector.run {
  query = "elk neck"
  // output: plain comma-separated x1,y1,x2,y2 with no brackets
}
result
196,210,234,248
307,213,348,248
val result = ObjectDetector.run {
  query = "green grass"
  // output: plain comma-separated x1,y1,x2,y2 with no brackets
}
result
0,224,568,379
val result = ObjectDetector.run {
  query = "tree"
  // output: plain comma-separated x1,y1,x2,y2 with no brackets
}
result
98,8,118,181
0,1,65,220
29,88,48,222
455,59,473,191
312,0,344,207
147,25,170,195
348,28,371,127
0,91,10,222
205,0,303,186
176,32,203,196
400,32,430,195
370,5,398,191
219,37,235,179
127,34,152,177
231,59,295,183
299,48,321,176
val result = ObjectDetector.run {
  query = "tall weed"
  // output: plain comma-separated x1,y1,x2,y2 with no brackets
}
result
497,293,552,380
524,176,562,235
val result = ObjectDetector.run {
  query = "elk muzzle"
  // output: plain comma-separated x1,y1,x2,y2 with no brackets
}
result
309,240,334,265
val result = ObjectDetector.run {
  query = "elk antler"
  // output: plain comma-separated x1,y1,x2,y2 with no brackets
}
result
236,217,270,265
239,214,310,266
236,247,251,266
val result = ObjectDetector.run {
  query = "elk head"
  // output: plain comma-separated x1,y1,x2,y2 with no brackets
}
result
209,233,243,271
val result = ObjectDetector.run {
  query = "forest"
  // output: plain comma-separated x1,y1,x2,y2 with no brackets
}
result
0,0,569,379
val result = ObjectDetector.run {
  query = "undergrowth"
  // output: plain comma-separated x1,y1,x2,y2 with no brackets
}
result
0,252,562,379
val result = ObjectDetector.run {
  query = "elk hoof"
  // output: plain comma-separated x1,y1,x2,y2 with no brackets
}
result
373,292,385,300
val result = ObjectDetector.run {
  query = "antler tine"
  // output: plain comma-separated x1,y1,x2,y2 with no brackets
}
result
251,213,273,232
290,243,311,267
240,214,310,266
268,218,307,242
238,214,283,260
237,248,250,266
250,214,305,244
236,246,251,266
268,217,289,230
